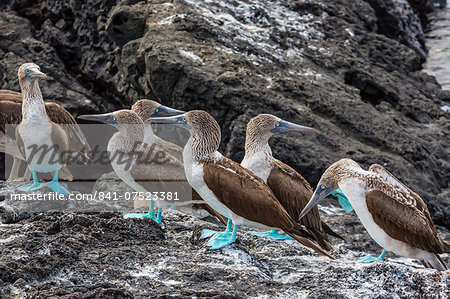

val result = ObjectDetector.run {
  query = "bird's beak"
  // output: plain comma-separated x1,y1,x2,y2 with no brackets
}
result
299,186,333,219
28,68,47,79
270,119,319,134
147,114,191,129
78,113,119,128
152,105,185,117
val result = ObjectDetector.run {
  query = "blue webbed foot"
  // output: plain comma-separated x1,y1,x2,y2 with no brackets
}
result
248,229,292,240
357,249,387,263
201,229,220,239
17,182,44,192
17,171,43,192
201,219,233,239
46,181,71,194
206,224,238,250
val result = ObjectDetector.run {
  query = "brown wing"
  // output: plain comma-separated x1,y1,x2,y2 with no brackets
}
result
154,136,183,162
203,157,295,231
366,189,444,254
0,89,22,102
267,160,333,250
0,101,22,134
369,164,435,226
14,124,26,160
130,143,194,201
45,102,92,163
268,160,318,224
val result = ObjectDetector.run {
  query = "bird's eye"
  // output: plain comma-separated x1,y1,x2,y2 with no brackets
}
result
275,122,280,127
155,107,159,112
25,69,30,74
183,117,187,122
321,184,326,189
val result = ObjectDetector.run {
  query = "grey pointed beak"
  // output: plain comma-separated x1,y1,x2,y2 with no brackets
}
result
152,105,185,117
270,119,319,134
78,113,119,128
147,114,191,130
299,186,333,219
28,68,47,79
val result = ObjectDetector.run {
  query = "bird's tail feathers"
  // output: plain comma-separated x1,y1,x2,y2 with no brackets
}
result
321,221,345,241
288,223,334,259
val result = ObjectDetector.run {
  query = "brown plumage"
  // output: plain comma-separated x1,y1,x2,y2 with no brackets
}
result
308,158,448,270
242,114,342,250
174,110,334,258
1,88,91,181
132,99,227,225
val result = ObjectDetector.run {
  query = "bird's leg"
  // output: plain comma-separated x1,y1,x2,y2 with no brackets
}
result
16,171,44,191
45,170,71,194
124,199,158,220
357,249,387,263
201,218,232,239
6,157,21,182
155,208,162,224
248,229,293,240
206,224,238,250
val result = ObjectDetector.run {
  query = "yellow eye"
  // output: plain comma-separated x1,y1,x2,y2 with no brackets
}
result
25,69,30,74
155,107,159,112
275,122,280,127
321,185,325,189
183,117,187,122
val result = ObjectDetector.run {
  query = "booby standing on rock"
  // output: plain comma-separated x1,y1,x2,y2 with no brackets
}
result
78,109,205,224
241,114,342,249
130,99,227,225
150,110,333,257
1,90,90,182
15,63,80,194
299,158,449,270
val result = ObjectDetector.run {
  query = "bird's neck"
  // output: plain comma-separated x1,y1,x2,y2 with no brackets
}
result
20,79,47,122
110,125,145,154
243,134,273,163
184,132,220,163
142,124,155,146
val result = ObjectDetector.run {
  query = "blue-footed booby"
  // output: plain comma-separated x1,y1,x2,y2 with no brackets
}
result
130,99,227,225
1,90,90,182
241,114,343,249
78,109,207,224
299,158,449,270
15,63,90,194
149,110,334,258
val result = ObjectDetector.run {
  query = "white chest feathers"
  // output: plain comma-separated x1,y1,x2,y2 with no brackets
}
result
241,151,272,182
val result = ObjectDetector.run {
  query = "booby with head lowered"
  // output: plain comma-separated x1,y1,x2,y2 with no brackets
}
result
129,99,227,225
78,109,207,224
299,158,450,270
241,114,343,249
15,63,90,194
150,110,333,258
1,89,90,182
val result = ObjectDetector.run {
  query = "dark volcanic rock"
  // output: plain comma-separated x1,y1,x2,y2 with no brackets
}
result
0,1,448,226
0,3,448,296
0,208,448,298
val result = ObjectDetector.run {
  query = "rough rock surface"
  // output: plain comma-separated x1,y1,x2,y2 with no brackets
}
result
0,0,448,227
0,201,449,298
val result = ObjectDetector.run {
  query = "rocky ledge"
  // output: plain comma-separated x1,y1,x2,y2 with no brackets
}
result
0,0,449,297
0,201,448,298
